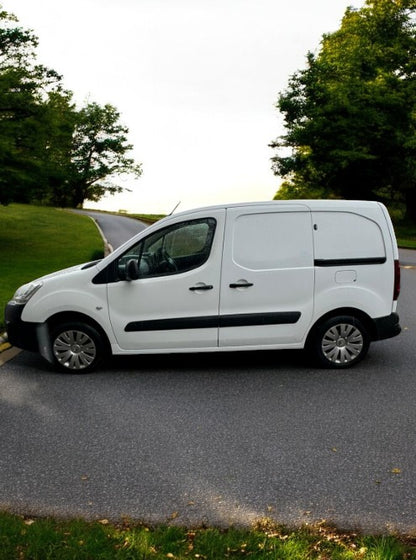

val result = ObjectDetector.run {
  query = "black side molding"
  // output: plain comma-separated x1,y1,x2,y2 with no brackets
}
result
125,312,301,332
126,316,218,332
220,312,300,328
314,257,386,267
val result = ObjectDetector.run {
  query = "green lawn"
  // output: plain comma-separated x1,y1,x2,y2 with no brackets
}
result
0,204,104,325
394,222,416,249
0,512,414,560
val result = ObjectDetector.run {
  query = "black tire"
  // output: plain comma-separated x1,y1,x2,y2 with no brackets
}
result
309,315,370,369
50,322,105,373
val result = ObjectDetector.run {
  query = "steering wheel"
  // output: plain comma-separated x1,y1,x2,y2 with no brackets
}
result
156,247,178,273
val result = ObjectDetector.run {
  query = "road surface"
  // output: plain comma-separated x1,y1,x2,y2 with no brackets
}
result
74,210,148,249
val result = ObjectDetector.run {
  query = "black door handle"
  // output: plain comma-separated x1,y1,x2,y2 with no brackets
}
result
229,282,254,288
189,284,213,291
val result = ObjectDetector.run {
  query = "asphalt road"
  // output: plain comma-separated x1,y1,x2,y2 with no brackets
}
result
0,214,415,533
400,248,416,267
73,210,148,249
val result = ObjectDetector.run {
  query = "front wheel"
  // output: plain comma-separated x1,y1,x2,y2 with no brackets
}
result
309,315,370,369
50,322,105,373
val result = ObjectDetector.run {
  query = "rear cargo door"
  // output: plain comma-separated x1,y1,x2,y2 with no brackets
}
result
312,210,393,318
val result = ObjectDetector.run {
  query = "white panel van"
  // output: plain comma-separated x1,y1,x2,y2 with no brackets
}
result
5,200,401,372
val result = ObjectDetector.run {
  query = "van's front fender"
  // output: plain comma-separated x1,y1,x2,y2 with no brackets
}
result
21,285,114,345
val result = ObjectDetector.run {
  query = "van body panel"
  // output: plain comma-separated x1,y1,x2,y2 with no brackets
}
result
19,268,117,343
219,205,315,347
106,209,226,350
312,204,397,319
312,211,387,261
313,265,394,318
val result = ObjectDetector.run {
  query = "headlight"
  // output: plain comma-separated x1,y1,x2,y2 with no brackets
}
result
12,281,43,304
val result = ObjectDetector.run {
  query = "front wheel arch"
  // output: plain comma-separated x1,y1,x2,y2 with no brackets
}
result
46,312,111,350
46,313,111,373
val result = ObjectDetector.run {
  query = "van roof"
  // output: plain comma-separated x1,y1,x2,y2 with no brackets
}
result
169,199,383,218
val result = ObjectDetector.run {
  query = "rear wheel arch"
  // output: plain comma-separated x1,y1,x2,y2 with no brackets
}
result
307,307,376,344
305,308,374,368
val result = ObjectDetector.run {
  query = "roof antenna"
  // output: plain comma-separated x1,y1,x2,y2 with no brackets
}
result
169,201,181,215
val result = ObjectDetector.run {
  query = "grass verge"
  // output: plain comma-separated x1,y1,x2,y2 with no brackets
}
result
0,204,104,325
128,212,166,224
0,512,415,560
394,222,416,249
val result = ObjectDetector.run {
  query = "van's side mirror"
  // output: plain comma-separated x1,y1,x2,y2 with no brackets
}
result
125,258,140,281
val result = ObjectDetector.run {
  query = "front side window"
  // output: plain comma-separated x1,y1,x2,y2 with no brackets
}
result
117,218,216,279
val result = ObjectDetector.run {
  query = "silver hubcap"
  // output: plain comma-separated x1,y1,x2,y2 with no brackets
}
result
53,330,96,370
321,323,364,364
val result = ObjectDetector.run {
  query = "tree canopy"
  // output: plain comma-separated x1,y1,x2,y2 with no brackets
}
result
270,0,416,221
0,6,142,207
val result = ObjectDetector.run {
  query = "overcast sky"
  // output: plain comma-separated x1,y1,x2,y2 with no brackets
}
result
11,0,363,214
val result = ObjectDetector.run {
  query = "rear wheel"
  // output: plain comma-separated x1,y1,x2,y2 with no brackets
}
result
50,322,105,373
309,315,370,368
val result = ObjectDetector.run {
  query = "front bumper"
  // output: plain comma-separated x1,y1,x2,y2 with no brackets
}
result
373,312,401,341
4,302,40,351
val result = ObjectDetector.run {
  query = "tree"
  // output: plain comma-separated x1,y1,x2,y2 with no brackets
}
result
271,0,416,221
0,7,38,203
62,102,142,208
0,6,70,204
0,6,142,207
33,91,77,205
